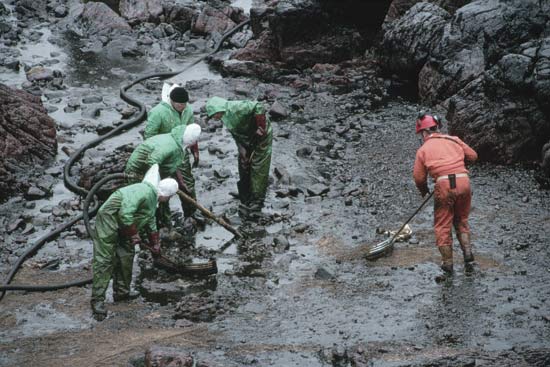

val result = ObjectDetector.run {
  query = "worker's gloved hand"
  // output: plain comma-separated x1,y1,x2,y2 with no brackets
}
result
120,223,141,245
175,170,188,193
147,231,161,256
190,142,199,168
255,114,267,137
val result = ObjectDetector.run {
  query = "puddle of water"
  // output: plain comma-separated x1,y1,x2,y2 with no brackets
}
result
0,303,87,341
231,0,253,14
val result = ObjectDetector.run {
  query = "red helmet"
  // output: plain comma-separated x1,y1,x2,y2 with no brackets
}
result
415,114,440,134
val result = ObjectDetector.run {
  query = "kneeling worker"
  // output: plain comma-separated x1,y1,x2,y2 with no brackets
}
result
91,164,178,320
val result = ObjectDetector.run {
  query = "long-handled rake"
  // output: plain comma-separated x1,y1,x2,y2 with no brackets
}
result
365,192,434,260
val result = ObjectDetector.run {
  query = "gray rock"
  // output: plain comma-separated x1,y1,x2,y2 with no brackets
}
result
296,147,312,157
82,95,102,104
269,100,288,119
54,5,67,17
307,183,330,196
120,0,162,23
25,186,47,200
314,266,335,280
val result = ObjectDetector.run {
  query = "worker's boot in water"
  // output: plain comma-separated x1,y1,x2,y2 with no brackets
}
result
91,300,107,321
435,245,454,283
457,232,475,274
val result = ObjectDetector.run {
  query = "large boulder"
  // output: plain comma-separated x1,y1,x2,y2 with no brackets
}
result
420,0,547,104
164,2,199,32
192,5,239,36
380,0,550,167
380,2,450,76
230,0,391,70
0,84,57,201
384,0,472,22
447,37,550,164
63,1,131,38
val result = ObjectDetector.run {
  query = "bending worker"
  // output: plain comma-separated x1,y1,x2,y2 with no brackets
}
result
91,164,178,320
125,123,202,227
144,84,199,167
205,97,272,214
413,114,478,282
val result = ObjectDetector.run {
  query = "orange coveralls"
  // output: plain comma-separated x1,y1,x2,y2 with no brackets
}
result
413,133,478,247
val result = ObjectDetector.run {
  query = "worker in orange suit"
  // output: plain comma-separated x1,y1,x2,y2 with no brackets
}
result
413,114,478,282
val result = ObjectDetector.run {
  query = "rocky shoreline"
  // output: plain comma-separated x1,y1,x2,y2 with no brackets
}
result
0,1,549,366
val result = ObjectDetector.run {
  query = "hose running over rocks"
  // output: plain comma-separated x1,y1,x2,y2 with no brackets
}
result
0,20,250,300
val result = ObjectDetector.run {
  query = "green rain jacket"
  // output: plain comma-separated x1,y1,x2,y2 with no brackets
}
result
125,125,189,179
205,97,272,149
95,182,158,238
144,101,193,139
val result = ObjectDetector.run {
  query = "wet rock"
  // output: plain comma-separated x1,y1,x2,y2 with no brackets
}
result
380,3,450,76
82,106,102,118
25,186,47,200
54,5,67,18
314,266,335,280
220,59,278,80
269,100,288,119
82,95,102,104
292,223,309,234
52,206,68,217
63,2,131,38
0,47,21,70
306,183,330,196
192,5,237,36
7,218,25,234
229,29,253,48
296,147,312,157
273,235,290,252
213,169,231,180
144,346,194,367
26,66,56,82
120,0,163,24
20,223,34,236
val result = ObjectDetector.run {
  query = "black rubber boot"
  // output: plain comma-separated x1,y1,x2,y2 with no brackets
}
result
91,300,107,321
435,246,454,283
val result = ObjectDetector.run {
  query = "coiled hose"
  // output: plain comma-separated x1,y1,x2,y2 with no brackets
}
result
0,20,250,300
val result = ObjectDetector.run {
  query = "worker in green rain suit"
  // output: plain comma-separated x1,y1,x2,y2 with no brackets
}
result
205,97,272,213
91,164,179,321
144,85,199,166
124,123,202,228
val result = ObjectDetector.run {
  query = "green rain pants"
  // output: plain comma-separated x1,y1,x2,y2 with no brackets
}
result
239,131,272,208
91,194,135,302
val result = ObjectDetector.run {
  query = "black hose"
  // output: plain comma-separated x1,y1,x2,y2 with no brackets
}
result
64,19,251,196
0,20,251,299
82,173,127,238
0,174,126,296
0,200,97,299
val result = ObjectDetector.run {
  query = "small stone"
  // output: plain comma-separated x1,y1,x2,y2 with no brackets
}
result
25,186,47,200
269,100,288,119
296,147,312,157
314,266,335,280
306,183,330,197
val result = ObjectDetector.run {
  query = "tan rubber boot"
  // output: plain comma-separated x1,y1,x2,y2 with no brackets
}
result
458,232,474,263
435,246,454,283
